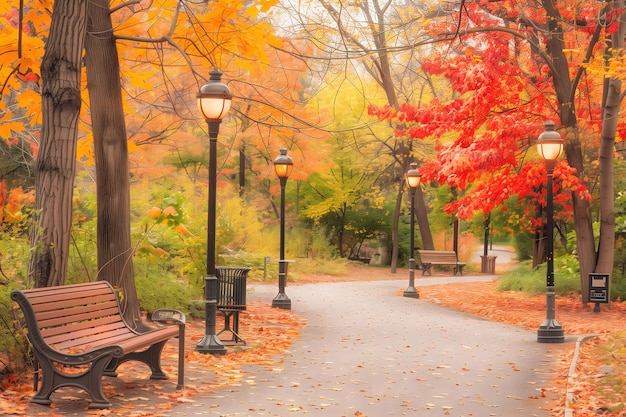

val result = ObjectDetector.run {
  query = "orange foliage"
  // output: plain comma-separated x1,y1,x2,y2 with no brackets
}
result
0,183,34,228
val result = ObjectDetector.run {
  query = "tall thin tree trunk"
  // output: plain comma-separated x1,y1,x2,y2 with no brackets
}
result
390,187,402,272
415,184,434,250
29,0,87,288
85,0,143,328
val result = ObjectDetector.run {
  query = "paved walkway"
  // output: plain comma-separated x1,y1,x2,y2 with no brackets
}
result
166,275,564,416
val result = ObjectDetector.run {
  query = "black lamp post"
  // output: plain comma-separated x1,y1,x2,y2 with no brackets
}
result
403,162,421,298
272,148,293,310
195,69,232,355
536,121,565,343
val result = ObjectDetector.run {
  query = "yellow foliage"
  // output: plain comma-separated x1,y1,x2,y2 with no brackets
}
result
127,140,139,153
77,137,95,166
128,71,155,90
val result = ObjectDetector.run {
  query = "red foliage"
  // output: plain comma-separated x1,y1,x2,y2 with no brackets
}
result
369,0,603,230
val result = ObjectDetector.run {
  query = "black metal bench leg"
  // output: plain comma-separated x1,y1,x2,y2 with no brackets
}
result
29,354,54,406
422,264,432,276
177,324,185,389
30,354,113,409
104,341,169,380
86,357,116,409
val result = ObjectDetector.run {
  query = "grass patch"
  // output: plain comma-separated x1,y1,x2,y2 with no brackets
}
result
289,257,351,279
498,256,581,295
589,330,626,411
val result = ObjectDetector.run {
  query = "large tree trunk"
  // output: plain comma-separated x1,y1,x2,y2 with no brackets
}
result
596,4,625,298
29,0,88,288
544,0,597,304
85,0,143,328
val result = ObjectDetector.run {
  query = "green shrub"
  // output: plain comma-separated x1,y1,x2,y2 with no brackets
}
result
498,255,581,295
513,230,534,261
0,286,33,380
611,274,626,301
135,272,203,318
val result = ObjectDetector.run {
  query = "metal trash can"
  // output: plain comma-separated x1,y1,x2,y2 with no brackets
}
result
480,255,497,274
216,267,251,345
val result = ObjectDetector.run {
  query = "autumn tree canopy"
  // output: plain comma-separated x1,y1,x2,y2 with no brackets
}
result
370,0,626,302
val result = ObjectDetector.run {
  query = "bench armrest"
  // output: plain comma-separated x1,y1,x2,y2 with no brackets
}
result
151,309,186,326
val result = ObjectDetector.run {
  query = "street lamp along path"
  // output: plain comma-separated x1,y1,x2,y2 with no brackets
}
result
272,148,293,310
536,121,566,344
195,69,232,355
403,162,421,298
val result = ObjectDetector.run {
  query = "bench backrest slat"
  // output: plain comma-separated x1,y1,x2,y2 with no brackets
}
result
41,314,127,340
36,303,120,326
31,294,117,313
21,281,113,301
418,250,459,262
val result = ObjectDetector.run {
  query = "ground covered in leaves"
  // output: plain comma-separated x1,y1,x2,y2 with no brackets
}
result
417,280,626,417
1,265,625,416
0,302,305,416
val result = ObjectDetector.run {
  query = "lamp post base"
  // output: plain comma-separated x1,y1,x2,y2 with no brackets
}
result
537,319,565,343
272,293,292,310
403,287,419,298
195,335,227,355
403,259,419,298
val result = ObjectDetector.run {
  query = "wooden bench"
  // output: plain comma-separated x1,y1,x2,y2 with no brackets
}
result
417,250,466,276
10,281,186,409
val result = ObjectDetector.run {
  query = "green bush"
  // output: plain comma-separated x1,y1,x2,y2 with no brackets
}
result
135,272,203,318
513,230,534,261
498,255,581,295
0,286,33,379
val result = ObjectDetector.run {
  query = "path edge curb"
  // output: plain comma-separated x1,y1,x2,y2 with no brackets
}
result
564,334,598,417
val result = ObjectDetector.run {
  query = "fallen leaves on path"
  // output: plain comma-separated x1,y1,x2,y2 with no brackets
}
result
418,279,626,417
0,301,305,416
418,280,626,335
3,270,624,416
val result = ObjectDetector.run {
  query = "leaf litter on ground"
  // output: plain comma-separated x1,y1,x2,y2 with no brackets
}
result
2,264,625,416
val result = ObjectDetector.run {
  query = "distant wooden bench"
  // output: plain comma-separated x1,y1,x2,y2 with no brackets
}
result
11,281,186,409
417,250,465,276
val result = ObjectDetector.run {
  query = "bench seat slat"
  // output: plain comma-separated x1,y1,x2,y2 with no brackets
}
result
51,326,133,351
54,325,179,353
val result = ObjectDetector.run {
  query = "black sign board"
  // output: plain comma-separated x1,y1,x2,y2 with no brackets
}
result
588,273,610,304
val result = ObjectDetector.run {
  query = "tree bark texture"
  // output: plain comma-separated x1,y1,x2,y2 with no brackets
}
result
29,0,88,288
596,2,625,294
85,0,143,328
